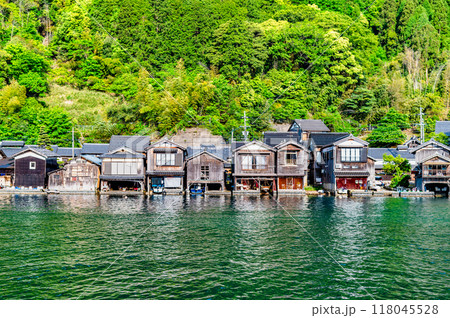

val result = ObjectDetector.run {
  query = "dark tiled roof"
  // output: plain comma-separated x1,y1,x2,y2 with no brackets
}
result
99,152,145,159
368,148,415,160
263,132,299,147
0,158,14,169
435,121,450,135
310,133,349,147
81,143,109,155
0,140,24,147
56,147,82,157
108,135,150,153
293,119,330,132
231,141,246,151
1,148,23,158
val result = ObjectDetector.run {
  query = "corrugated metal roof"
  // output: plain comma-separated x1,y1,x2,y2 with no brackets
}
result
81,155,102,166
108,135,150,153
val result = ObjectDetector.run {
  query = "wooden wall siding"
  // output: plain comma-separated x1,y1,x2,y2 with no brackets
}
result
415,146,450,163
14,157,46,188
234,150,276,175
147,148,184,173
186,154,224,184
48,162,100,191
277,146,308,176
102,158,145,175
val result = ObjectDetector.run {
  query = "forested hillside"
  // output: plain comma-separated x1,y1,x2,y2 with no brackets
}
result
0,0,449,146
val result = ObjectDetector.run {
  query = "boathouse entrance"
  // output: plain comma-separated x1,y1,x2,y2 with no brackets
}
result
424,182,449,196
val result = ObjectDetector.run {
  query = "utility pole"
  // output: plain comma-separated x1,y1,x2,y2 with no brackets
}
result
419,107,425,142
72,126,75,159
241,111,249,142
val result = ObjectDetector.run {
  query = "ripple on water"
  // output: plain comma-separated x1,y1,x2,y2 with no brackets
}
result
0,195,448,300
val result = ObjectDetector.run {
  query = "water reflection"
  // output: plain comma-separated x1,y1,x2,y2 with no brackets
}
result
0,194,448,300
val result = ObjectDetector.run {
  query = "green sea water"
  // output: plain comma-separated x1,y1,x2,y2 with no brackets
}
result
0,194,448,300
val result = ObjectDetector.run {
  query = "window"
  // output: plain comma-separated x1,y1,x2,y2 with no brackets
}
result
341,148,361,162
242,155,268,170
285,152,297,165
156,153,176,166
29,161,36,169
201,166,209,180
242,155,252,170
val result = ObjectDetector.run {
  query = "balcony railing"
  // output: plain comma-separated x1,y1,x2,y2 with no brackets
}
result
423,170,448,176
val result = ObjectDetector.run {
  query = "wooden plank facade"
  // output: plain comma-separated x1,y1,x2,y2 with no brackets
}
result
275,141,309,192
233,141,277,193
48,158,101,192
186,151,225,192
13,148,59,189
147,139,186,193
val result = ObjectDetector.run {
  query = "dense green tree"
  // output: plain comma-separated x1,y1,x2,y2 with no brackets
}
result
383,153,411,188
208,20,268,80
367,123,406,147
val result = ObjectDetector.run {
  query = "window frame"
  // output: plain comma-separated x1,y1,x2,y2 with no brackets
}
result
29,161,36,170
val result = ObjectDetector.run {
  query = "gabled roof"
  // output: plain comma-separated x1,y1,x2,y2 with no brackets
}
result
435,121,450,136
187,146,231,161
289,119,330,132
330,134,368,147
0,140,25,147
12,147,59,159
274,140,309,151
403,136,421,146
108,135,150,153
309,132,350,147
418,152,450,164
233,140,276,153
148,138,186,151
81,143,109,155
186,150,226,162
409,138,450,153
99,146,145,159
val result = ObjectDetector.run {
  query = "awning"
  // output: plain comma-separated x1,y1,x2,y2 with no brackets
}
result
335,171,370,177
100,175,145,181
153,148,178,153
147,171,184,176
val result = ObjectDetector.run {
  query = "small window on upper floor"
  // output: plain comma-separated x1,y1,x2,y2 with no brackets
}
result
30,161,36,170
285,152,297,165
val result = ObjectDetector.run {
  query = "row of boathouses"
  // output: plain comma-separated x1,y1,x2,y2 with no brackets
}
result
1,120,450,195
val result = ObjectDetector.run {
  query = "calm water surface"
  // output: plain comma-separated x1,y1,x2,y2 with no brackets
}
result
0,194,448,300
